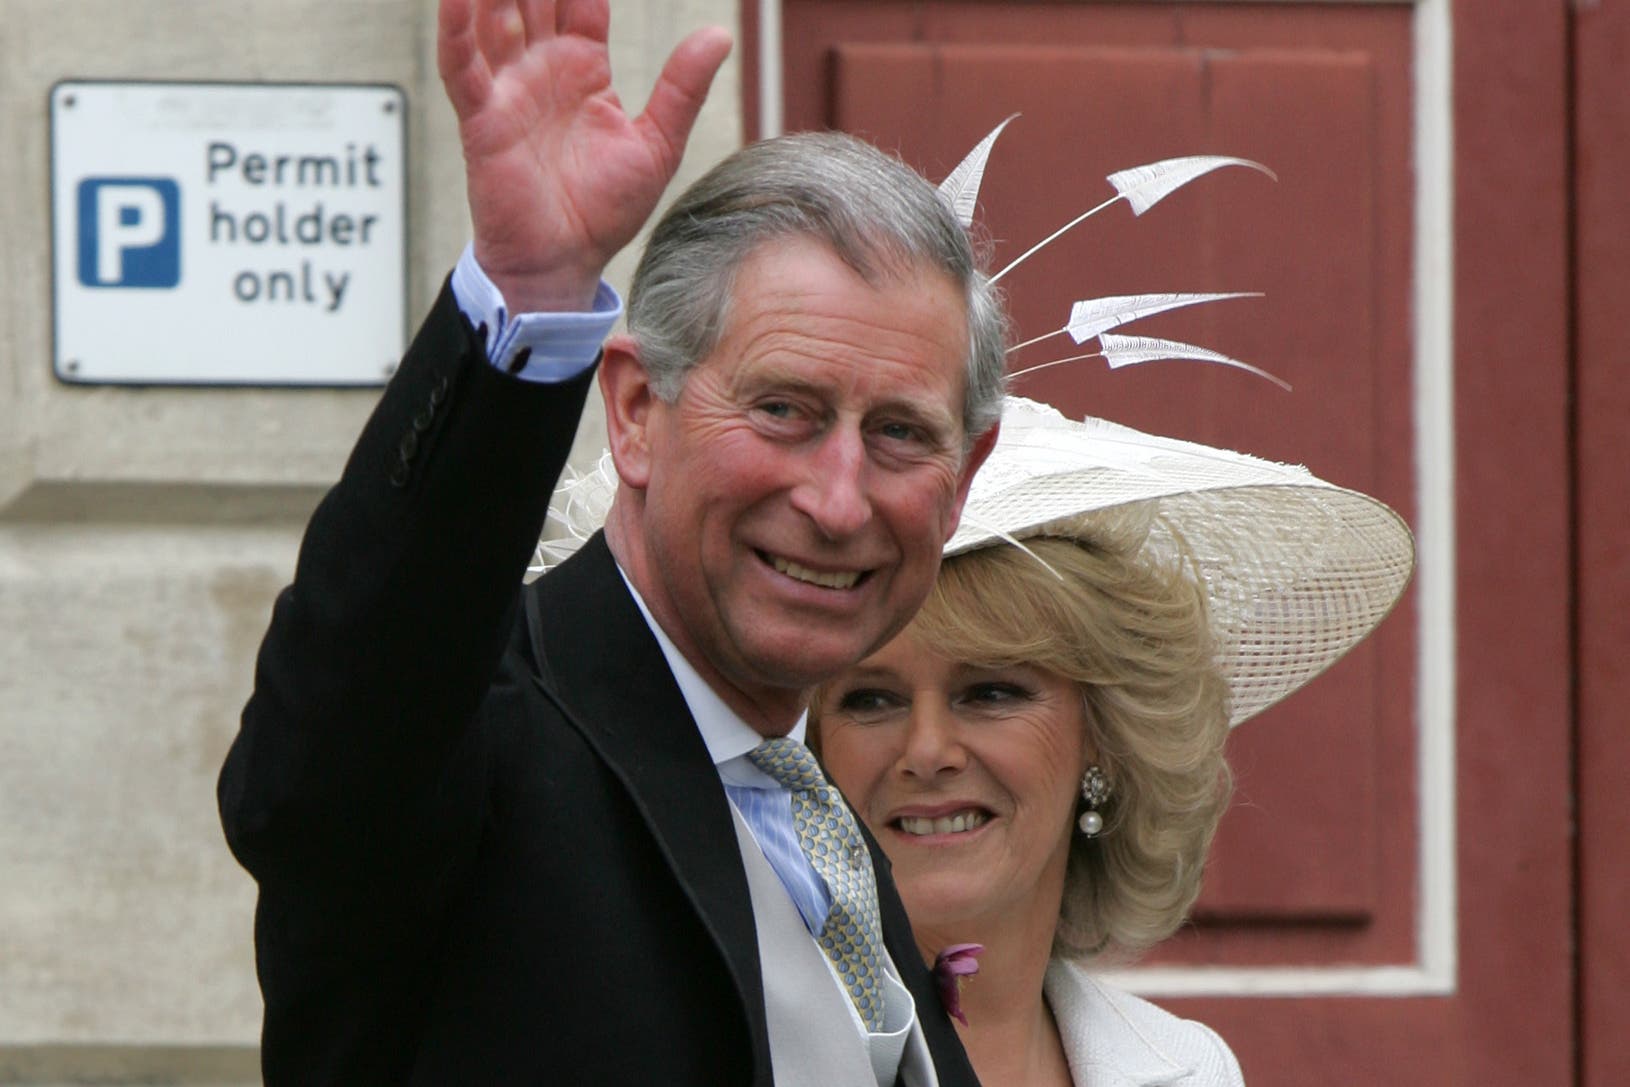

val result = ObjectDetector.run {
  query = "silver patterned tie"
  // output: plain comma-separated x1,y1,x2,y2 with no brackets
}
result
747,736,886,1031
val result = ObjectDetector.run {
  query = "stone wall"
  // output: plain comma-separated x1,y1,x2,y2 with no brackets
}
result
0,2,741,1081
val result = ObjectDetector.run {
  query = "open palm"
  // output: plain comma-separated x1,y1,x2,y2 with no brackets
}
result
438,0,731,310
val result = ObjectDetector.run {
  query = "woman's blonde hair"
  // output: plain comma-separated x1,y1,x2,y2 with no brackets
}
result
852,510,1232,961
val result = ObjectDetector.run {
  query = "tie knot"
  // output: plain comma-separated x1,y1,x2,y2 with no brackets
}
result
747,737,827,792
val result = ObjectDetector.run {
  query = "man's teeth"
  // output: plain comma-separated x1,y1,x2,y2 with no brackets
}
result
897,811,989,836
771,556,859,590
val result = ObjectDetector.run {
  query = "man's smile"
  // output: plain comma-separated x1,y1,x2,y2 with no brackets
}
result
762,551,867,590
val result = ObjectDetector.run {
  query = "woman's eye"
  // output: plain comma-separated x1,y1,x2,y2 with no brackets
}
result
836,689,898,715
964,682,1028,705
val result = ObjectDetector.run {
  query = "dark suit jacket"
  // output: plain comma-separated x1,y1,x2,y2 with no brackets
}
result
218,281,980,1086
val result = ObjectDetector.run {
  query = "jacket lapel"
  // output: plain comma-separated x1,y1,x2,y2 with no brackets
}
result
522,533,771,1079
1044,960,1192,1086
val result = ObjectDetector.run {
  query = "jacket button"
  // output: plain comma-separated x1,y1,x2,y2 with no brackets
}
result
429,374,449,406
412,406,435,433
389,462,410,488
399,430,419,460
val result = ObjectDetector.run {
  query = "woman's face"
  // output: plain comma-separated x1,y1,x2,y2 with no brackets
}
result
817,629,1091,937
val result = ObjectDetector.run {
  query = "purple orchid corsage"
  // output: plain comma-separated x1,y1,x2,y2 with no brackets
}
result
932,943,984,1026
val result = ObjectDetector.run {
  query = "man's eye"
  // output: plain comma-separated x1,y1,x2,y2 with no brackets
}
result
877,421,920,443
759,401,795,418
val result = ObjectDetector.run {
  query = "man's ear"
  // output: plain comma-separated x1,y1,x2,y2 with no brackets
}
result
599,334,655,488
944,420,1000,537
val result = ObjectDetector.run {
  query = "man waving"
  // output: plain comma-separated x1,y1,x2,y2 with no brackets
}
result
219,2,1003,1082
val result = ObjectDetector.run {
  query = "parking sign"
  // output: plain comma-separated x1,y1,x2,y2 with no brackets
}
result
77,178,183,288
50,81,406,385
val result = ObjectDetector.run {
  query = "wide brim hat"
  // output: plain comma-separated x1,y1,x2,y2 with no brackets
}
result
953,396,1415,726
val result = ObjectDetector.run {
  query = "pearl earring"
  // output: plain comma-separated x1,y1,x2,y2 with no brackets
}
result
1078,765,1110,837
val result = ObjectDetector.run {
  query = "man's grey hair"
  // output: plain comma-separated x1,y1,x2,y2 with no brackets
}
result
626,131,1008,441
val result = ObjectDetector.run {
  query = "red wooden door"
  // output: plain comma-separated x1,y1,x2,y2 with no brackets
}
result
749,2,1575,1082
1573,4,1630,1086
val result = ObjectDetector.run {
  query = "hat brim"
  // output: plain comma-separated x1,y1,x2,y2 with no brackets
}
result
947,401,1416,726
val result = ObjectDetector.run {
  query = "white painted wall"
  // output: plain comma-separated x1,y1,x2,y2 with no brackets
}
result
0,2,741,1081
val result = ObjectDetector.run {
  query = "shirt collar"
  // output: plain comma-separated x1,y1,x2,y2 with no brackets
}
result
617,565,807,783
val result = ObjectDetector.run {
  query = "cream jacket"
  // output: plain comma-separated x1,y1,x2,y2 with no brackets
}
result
1044,961,1246,1087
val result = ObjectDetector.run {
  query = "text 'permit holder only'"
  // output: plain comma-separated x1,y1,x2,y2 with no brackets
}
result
50,81,407,386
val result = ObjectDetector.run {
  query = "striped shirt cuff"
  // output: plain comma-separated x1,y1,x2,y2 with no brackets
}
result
449,242,623,382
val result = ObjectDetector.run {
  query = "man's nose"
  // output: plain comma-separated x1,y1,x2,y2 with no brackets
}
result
790,427,873,539
898,701,967,779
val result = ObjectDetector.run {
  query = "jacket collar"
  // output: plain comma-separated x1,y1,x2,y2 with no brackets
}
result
1044,960,1193,1086
523,531,771,1079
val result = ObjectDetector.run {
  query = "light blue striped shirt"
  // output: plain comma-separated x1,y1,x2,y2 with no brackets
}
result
449,243,622,381
618,573,834,935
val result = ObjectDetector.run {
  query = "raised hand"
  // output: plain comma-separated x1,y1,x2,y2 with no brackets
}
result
438,0,732,311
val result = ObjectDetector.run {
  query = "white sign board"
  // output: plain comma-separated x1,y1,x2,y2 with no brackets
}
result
51,81,406,385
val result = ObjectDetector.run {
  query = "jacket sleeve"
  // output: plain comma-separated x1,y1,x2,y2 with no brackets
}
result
217,276,596,929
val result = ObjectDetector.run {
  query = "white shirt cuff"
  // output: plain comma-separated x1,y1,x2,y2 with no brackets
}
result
449,242,623,382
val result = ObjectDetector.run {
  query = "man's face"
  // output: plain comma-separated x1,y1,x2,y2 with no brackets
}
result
629,235,993,719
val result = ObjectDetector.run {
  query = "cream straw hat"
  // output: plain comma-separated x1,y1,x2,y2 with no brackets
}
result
947,395,1414,727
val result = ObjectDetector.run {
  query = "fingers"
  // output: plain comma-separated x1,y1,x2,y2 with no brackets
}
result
635,26,733,170
515,0,555,46
437,0,494,110
555,0,609,41
448,0,605,79
475,0,530,69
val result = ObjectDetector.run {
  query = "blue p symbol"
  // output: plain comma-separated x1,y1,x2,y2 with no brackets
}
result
77,178,181,288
